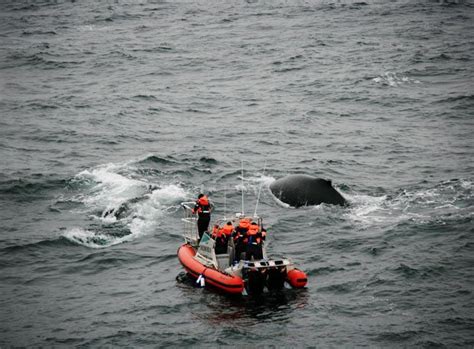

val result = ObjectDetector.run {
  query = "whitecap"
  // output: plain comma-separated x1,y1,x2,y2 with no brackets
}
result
372,72,420,87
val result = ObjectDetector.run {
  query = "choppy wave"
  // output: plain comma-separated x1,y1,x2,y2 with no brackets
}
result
0,236,76,256
135,154,179,166
0,176,66,198
1,0,473,347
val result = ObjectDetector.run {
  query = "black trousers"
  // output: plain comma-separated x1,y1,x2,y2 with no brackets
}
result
197,215,210,239
234,240,244,262
215,237,228,254
245,243,263,261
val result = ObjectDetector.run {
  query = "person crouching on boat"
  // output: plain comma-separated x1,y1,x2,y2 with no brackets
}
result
211,224,228,254
233,218,250,262
192,193,212,240
220,221,234,238
246,221,264,261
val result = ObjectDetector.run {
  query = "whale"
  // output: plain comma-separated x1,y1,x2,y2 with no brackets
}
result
269,174,347,207
102,185,158,219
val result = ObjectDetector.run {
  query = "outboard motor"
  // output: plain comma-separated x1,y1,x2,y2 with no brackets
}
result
245,269,265,295
266,267,286,291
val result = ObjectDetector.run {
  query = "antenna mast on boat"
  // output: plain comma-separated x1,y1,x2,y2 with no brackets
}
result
224,186,227,220
241,160,245,216
254,160,267,217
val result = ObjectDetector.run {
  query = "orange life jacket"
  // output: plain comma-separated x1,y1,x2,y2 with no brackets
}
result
198,196,209,206
211,224,220,238
193,195,211,215
247,222,261,245
220,223,234,237
238,218,250,230
248,222,259,235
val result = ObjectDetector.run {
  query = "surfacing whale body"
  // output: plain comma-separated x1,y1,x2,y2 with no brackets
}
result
270,174,347,207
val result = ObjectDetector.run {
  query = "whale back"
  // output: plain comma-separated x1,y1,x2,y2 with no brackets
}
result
270,174,346,207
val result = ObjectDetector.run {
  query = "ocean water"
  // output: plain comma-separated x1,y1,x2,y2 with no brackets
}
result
1,0,473,347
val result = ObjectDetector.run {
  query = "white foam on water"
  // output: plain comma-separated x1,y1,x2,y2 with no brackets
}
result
247,174,276,187
236,174,276,194
151,184,188,206
346,189,443,228
373,72,420,87
392,181,473,221
75,163,149,214
66,162,190,248
63,227,134,249
459,179,472,190
346,178,473,228
129,184,187,236
63,184,188,248
345,192,394,226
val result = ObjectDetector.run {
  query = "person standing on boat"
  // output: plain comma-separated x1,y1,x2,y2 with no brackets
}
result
233,218,250,262
246,221,264,260
192,193,212,239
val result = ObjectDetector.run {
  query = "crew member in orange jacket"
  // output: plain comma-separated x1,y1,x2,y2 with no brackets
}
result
233,218,250,262
219,221,234,237
192,193,212,239
211,224,228,254
246,221,264,260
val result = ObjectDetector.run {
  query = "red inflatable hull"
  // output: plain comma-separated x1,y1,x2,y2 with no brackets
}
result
177,244,244,295
286,268,308,288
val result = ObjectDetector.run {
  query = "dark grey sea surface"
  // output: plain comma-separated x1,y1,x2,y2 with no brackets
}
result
1,0,473,347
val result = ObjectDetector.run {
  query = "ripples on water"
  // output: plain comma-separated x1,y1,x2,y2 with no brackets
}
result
1,0,473,347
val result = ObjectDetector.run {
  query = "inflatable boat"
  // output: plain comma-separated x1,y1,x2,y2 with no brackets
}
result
177,202,308,296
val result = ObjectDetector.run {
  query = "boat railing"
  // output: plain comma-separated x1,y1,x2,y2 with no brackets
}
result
181,202,199,246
